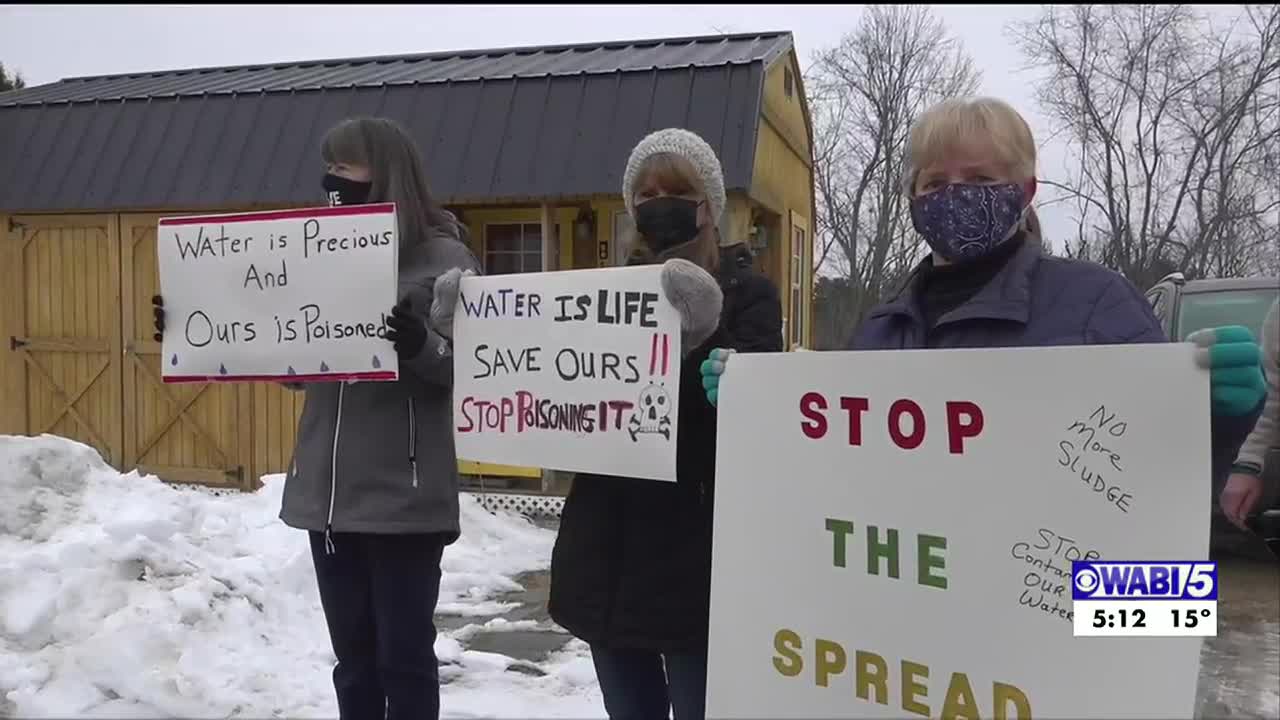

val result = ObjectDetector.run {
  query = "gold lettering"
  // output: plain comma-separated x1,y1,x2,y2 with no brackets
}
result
855,650,888,705
942,671,980,720
902,660,931,716
815,638,847,688
994,682,1032,720
772,629,803,677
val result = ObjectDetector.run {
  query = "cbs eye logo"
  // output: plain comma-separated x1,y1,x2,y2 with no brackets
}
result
1074,568,1099,594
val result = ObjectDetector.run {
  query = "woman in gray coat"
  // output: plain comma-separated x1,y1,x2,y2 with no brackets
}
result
153,116,480,720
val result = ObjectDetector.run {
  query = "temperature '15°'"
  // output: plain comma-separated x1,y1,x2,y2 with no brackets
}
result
1171,608,1212,628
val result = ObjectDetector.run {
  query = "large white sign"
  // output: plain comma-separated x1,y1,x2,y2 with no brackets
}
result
452,266,682,482
708,345,1210,719
157,204,400,383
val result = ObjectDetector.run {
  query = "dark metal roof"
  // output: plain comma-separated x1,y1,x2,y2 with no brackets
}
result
0,31,792,107
0,32,789,211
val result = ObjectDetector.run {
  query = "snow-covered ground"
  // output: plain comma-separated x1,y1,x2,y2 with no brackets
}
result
0,434,603,718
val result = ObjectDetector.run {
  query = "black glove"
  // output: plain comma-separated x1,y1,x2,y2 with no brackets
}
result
152,295,166,342
386,298,429,359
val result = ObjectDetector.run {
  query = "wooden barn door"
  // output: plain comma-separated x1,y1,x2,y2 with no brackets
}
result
120,214,253,488
6,215,124,465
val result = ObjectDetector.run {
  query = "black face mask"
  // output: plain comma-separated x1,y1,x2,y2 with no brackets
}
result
635,196,701,251
322,173,372,207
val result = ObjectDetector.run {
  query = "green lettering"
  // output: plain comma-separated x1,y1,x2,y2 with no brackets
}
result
918,533,948,589
867,525,900,578
825,518,854,568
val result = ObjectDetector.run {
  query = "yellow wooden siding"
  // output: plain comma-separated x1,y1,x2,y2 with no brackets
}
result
5,215,124,465
722,194,754,248
751,52,816,349
760,51,813,165
120,213,253,488
253,383,306,482
1,213,20,436
592,199,626,268
750,121,815,349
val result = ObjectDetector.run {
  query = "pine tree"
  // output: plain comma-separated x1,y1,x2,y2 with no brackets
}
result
0,63,27,92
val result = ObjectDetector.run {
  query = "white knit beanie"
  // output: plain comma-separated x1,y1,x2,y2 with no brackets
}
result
622,128,727,224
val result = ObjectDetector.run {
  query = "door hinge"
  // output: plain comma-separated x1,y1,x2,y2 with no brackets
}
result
9,336,27,351
8,217,25,233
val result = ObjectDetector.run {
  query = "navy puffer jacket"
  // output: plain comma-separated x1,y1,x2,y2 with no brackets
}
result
850,237,1261,489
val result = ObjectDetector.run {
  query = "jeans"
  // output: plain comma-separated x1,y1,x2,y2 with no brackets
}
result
590,645,708,720
309,531,447,720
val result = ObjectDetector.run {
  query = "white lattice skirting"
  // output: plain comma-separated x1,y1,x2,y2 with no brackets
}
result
465,491,566,519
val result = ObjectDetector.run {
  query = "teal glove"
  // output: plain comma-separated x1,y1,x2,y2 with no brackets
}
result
699,348,735,407
1188,325,1265,417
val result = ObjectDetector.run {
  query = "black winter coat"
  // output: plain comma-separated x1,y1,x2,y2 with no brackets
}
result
548,247,783,652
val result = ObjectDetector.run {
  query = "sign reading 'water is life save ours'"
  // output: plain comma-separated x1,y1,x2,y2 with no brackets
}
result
157,204,400,383
452,266,682,482
707,344,1211,719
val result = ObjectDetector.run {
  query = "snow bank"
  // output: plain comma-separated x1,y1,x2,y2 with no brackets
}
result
0,434,600,718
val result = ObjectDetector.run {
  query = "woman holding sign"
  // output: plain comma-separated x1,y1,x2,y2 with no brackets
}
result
701,97,1265,493
548,129,782,720
154,116,480,720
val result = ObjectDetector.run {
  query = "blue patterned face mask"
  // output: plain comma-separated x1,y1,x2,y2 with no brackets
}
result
911,182,1027,263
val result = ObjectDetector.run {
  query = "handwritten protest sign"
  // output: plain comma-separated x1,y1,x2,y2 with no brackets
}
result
452,266,682,481
157,204,399,383
707,345,1210,718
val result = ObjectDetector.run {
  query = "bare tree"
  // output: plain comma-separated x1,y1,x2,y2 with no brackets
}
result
808,5,979,346
1013,4,1280,288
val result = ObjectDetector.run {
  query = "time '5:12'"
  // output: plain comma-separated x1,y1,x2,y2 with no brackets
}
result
1092,608,1147,628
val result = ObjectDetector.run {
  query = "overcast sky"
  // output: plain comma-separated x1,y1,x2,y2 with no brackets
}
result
2,4,1076,242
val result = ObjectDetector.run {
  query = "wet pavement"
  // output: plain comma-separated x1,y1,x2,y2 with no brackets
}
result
1196,541,1280,719
446,523,1279,718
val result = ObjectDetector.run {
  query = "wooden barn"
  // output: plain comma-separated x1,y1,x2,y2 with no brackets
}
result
0,31,816,492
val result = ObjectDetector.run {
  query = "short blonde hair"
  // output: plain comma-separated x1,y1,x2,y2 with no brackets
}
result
903,97,1044,245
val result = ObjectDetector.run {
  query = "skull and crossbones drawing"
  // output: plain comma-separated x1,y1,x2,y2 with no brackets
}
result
628,382,672,441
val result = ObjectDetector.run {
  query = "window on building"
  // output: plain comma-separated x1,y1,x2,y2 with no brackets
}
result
484,223,556,275
790,222,805,347
784,67,794,99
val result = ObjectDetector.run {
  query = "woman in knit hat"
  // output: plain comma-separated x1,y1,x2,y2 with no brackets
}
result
546,128,783,719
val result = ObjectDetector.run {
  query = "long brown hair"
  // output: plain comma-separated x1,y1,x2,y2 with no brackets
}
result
624,153,721,273
321,117,464,256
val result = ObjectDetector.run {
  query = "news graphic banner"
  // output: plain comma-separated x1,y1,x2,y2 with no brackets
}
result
1072,560,1218,637
157,204,400,383
707,344,1211,719
452,266,681,482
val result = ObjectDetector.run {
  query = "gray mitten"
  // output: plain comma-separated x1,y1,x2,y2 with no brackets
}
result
430,268,474,338
660,258,723,354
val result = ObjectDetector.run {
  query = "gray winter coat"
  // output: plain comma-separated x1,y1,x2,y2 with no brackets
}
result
279,214,480,544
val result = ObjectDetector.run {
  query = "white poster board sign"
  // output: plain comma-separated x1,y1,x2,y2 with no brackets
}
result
708,345,1210,719
452,266,682,481
157,204,399,383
